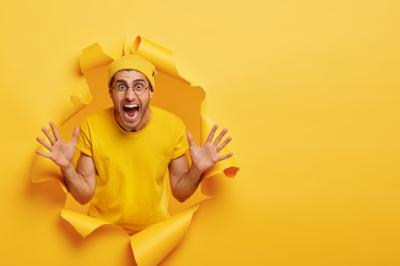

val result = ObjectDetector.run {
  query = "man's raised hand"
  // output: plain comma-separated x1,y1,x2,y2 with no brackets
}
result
35,122,79,170
186,124,233,174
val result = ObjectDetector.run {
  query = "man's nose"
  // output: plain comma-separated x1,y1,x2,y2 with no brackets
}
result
124,88,138,101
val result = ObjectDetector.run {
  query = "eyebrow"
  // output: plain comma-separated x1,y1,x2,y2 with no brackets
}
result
115,78,146,84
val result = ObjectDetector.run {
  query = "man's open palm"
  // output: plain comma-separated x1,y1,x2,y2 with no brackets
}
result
187,124,233,174
36,122,79,170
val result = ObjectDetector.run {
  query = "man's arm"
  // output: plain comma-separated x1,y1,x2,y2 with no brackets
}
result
36,122,96,205
168,125,233,202
61,152,96,205
168,154,203,202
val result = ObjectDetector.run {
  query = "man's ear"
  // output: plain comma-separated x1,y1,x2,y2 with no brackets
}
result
150,89,154,98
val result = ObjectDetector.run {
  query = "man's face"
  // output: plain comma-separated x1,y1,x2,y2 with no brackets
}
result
109,70,153,132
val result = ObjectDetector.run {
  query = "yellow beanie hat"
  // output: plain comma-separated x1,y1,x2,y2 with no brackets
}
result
108,54,157,90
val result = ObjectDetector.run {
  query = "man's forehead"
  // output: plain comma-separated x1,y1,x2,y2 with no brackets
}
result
113,69,147,81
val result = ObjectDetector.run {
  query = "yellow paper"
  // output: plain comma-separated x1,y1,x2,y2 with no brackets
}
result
130,204,200,266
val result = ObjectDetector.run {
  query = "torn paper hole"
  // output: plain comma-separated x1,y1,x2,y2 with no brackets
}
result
30,35,239,266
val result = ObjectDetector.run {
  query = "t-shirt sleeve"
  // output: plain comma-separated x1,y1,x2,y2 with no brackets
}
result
171,119,189,159
76,118,93,157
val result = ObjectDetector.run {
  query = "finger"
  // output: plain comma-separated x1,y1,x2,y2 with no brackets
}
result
213,128,228,146
71,127,80,144
187,132,196,147
35,149,52,159
49,121,61,141
218,152,233,161
217,136,232,152
206,124,218,144
42,127,56,145
36,136,52,151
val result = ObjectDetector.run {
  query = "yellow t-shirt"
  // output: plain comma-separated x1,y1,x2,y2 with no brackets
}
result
76,105,189,234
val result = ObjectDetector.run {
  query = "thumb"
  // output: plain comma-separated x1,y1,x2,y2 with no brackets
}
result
187,132,196,147
71,127,80,143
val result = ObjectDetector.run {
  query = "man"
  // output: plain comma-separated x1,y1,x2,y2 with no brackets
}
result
35,54,233,234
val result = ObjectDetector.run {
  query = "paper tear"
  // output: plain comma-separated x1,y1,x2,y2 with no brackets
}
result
130,204,200,266
80,43,114,74
61,209,110,237
30,35,239,265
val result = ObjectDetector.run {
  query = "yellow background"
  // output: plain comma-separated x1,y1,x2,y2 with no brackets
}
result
1,0,399,265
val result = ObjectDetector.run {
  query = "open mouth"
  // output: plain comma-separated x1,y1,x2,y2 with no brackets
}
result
122,103,140,121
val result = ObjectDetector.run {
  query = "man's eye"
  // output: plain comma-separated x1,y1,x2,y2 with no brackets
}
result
134,83,144,90
117,84,127,90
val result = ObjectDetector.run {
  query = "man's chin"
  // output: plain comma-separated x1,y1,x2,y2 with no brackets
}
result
120,116,141,131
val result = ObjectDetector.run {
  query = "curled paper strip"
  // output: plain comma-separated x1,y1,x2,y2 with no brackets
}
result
31,35,239,265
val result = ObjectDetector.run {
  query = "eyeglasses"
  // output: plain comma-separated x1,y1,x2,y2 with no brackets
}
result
113,81,149,95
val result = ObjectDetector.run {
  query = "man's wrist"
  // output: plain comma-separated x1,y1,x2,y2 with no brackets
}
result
60,162,77,185
189,164,205,185
60,162,73,173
